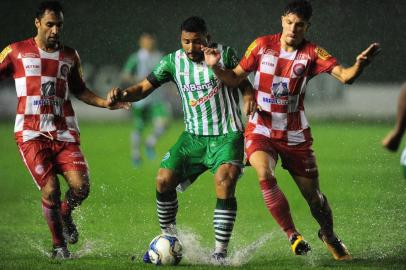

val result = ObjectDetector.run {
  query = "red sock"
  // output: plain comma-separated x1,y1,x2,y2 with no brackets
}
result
42,200,65,247
259,178,296,238
60,200,71,218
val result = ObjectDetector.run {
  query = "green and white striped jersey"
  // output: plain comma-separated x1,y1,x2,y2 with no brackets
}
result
148,44,244,136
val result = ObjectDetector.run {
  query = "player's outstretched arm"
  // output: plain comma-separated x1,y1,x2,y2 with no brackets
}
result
107,79,155,105
202,46,249,88
69,55,130,110
331,43,381,84
75,88,130,110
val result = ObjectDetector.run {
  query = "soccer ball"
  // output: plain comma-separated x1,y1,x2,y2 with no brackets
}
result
147,234,183,265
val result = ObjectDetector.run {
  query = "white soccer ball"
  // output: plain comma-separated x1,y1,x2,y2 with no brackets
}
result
147,234,183,265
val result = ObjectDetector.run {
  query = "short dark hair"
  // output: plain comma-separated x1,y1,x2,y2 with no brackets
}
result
36,1,64,19
181,16,207,35
283,0,312,21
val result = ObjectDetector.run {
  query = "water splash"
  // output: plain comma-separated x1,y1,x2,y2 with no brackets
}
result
228,232,273,266
26,238,52,258
177,228,212,265
177,227,274,266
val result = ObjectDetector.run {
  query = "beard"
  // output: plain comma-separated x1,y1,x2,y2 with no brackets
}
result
46,36,60,49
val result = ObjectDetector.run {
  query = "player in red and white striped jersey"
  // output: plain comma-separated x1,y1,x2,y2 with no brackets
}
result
203,0,380,261
0,1,128,259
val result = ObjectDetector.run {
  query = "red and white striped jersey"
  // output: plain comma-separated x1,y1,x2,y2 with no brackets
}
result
240,33,338,145
0,38,87,144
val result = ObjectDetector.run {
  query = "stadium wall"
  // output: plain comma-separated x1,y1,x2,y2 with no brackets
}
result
0,79,399,122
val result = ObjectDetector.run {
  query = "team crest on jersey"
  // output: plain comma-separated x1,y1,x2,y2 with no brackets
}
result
0,46,12,64
244,40,257,58
272,82,289,97
293,63,306,76
315,46,332,61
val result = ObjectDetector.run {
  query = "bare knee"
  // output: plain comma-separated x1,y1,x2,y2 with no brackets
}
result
249,151,276,180
156,169,178,193
41,182,61,205
215,165,239,190
215,164,240,198
71,181,90,201
253,164,273,180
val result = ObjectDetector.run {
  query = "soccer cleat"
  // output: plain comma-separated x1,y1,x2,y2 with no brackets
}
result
143,251,152,263
52,246,71,259
290,233,311,255
318,230,352,260
62,213,79,244
211,252,227,265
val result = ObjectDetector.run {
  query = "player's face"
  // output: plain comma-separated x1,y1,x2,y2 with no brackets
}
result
281,13,309,48
35,10,64,50
139,35,156,52
181,31,208,62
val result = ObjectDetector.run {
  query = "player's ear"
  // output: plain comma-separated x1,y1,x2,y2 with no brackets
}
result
35,17,40,29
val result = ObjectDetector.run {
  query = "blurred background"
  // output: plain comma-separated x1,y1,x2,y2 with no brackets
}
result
0,0,404,121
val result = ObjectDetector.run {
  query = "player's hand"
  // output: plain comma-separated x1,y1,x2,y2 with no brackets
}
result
242,92,257,116
356,43,381,67
201,46,221,68
106,87,131,110
107,101,131,110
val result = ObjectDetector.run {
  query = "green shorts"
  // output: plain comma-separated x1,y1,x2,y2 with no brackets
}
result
160,131,244,188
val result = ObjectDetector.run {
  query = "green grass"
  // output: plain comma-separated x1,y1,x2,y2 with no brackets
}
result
1,120,406,270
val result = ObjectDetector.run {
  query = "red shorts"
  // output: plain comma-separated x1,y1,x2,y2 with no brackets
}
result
17,139,88,189
245,134,319,178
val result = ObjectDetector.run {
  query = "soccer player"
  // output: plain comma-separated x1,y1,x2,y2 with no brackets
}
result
107,16,256,263
121,33,172,166
0,1,128,259
202,0,380,260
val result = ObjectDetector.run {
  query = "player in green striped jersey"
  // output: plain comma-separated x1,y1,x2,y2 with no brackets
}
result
107,16,255,263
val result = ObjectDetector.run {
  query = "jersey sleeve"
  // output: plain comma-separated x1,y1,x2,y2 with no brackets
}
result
223,46,240,69
239,38,261,72
147,54,173,88
310,46,339,76
0,45,13,81
68,50,87,95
